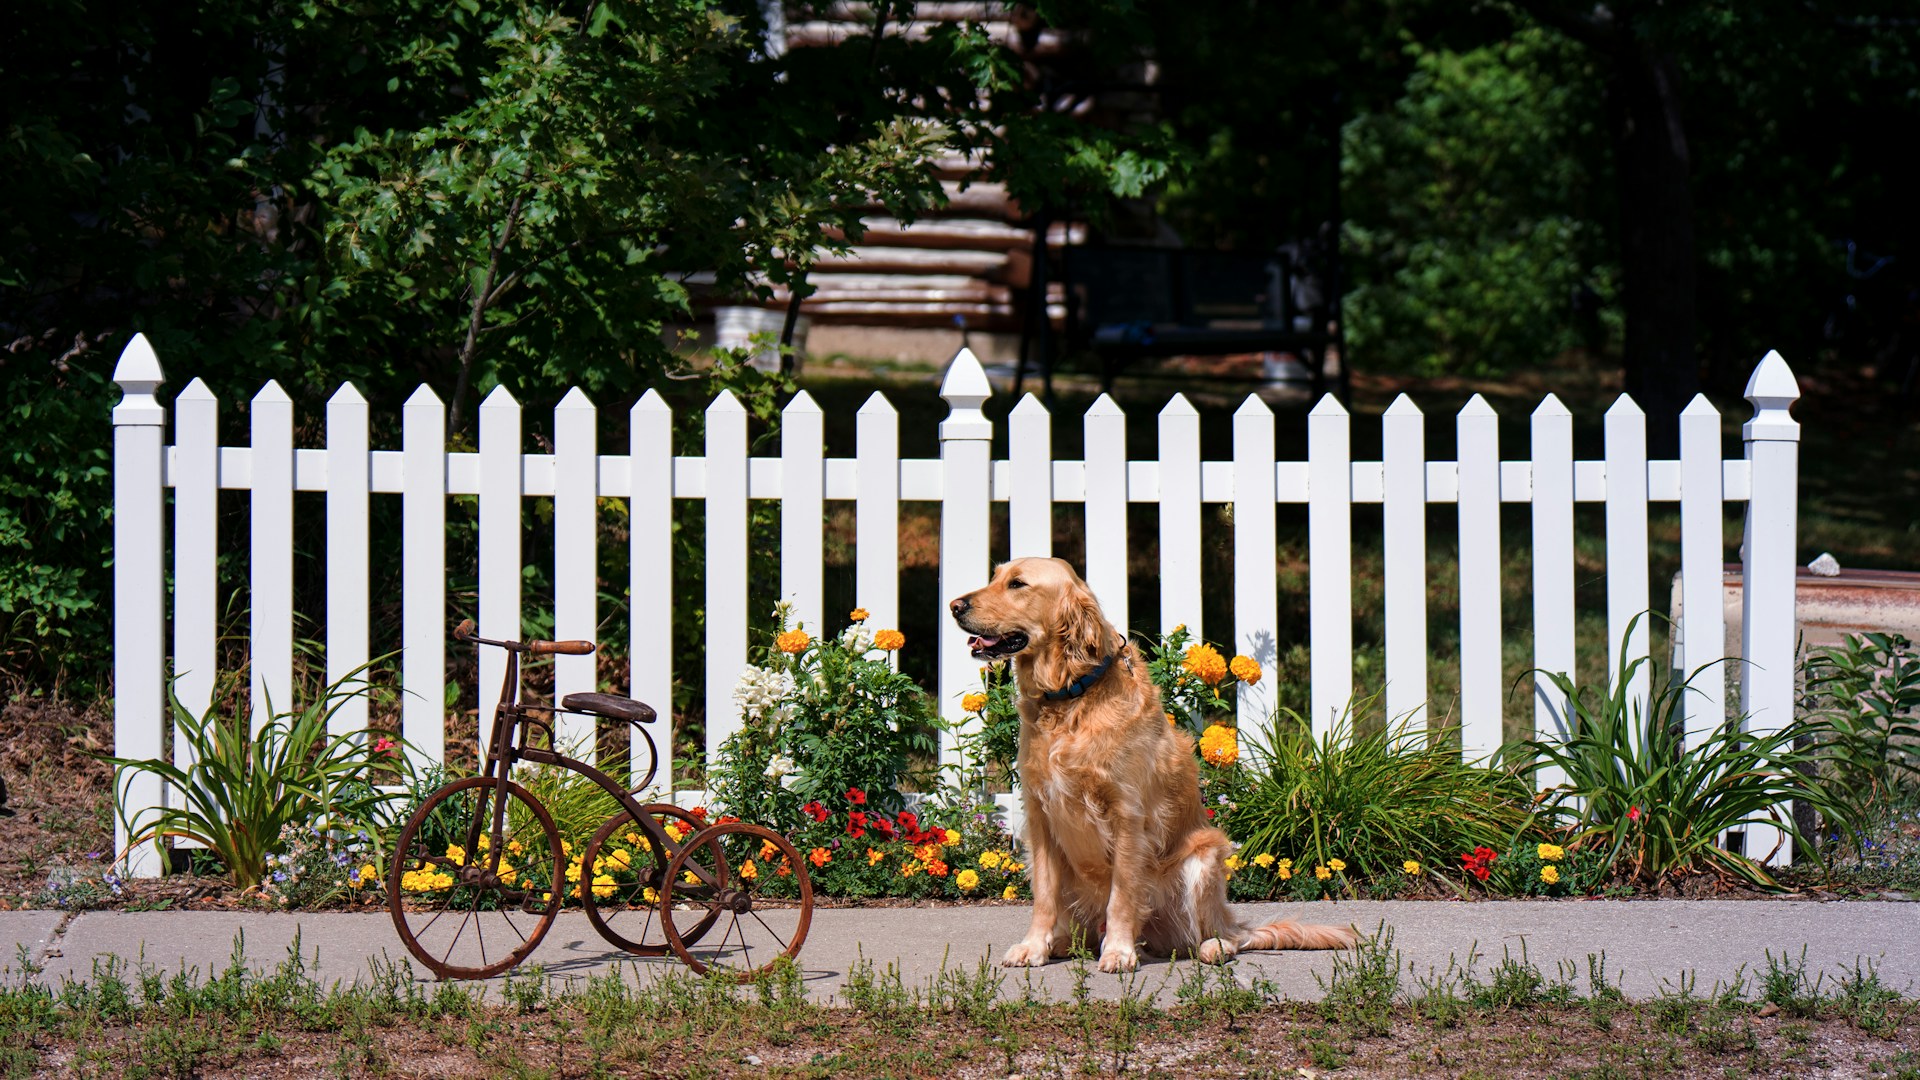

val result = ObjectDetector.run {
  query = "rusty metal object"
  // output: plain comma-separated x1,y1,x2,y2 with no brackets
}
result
387,620,814,981
1674,565,1920,660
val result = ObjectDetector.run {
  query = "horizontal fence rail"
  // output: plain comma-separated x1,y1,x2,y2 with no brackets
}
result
110,337,1803,876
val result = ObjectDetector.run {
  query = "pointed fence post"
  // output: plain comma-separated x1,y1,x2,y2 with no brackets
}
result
478,385,522,756
251,381,295,733
705,392,749,767
855,392,900,642
1307,395,1353,738
1083,394,1129,632
1008,394,1053,559
1604,396,1651,720
1741,351,1801,866
402,386,447,771
939,349,993,774
1678,394,1728,746
173,380,219,772
630,390,674,791
1158,395,1203,639
327,383,370,741
781,391,825,635
1530,395,1576,788
1232,396,1278,744
1381,395,1427,731
1456,394,1502,761
553,387,598,755
113,334,167,878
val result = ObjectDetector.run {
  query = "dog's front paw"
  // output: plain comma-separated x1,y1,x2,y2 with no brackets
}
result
1097,944,1139,973
1002,940,1052,968
1196,937,1236,965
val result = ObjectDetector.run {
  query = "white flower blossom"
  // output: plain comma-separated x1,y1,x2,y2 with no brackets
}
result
732,665,797,722
839,624,875,654
765,754,799,789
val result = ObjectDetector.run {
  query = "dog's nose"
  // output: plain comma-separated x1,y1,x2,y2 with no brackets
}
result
950,597,970,618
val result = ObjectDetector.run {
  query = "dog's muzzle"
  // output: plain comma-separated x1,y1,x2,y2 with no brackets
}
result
950,599,1030,659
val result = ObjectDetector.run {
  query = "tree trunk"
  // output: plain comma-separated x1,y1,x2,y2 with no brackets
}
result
1610,43,1697,457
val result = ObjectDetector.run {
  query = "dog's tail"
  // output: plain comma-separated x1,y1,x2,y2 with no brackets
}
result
1239,919,1357,952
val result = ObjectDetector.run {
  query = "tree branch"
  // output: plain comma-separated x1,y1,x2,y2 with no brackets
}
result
448,190,526,435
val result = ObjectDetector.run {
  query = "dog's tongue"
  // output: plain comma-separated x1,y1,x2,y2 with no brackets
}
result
968,634,1001,652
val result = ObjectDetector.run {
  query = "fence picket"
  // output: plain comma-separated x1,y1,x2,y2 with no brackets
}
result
1008,394,1052,559
113,335,167,877
1456,395,1501,760
1531,395,1576,786
1308,396,1353,738
855,393,900,636
1158,395,1202,639
781,391,825,635
1233,396,1278,743
478,385,523,755
1381,395,1427,730
630,391,674,788
325,384,370,742
401,386,446,770
1604,396,1651,719
250,381,295,733
705,392,750,763
1678,395,1728,747
173,380,218,750
939,350,993,772
1084,395,1129,633
553,388,598,755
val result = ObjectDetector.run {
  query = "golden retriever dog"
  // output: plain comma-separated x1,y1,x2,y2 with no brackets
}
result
950,557,1356,973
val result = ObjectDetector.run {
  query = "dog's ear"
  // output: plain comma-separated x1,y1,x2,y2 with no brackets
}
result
1033,575,1111,689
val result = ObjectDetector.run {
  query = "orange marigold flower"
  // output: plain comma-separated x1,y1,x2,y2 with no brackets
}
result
1199,724,1239,767
1229,654,1262,686
739,860,759,880
776,629,811,654
809,847,831,868
867,848,886,866
1183,644,1228,685
961,692,989,713
873,629,905,651
849,608,870,622
925,859,949,877
760,839,780,861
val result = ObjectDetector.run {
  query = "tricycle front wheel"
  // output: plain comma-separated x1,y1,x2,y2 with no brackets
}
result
659,822,813,981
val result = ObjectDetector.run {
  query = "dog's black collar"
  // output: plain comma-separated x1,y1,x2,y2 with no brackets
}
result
1039,643,1124,701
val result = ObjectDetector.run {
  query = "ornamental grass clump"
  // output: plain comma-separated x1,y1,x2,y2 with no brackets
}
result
1224,703,1540,886
712,604,939,824
1523,619,1859,889
105,667,411,889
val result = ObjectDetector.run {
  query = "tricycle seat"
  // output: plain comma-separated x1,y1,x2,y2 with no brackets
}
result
560,693,656,724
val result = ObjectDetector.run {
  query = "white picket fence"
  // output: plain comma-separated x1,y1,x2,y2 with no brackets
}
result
109,336,1804,876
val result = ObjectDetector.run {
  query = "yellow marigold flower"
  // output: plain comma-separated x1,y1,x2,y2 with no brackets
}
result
623,831,641,846
1225,854,1247,872
874,629,905,651
562,840,573,854
1199,724,1239,767
605,849,632,871
508,839,524,855
962,692,989,713
867,848,885,866
776,629,811,654
357,863,378,885
565,859,583,882
444,844,466,866
1314,865,1332,881
476,834,490,851
760,839,780,861
1537,843,1566,862
1229,654,1262,686
1183,644,1228,686
1277,865,1292,880
901,862,920,878
682,870,700,885
497,862,518,886
943,828,962,846
1252,853,1276,869
663,823,684,843
956,869,981,892
1277,858,1293,869
643,887,659,904
915,843,940,863
1540,865,1560,885
1006,861,1024,874
1403,860,1421,875
850,608,870,622
978,850,1003,870
739,860,758,881
1003,885,1018,900
1328,858,1347,873
591,874,617,899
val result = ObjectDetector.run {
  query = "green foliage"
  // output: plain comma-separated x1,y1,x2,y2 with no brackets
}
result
104,670,413,888
1523,624,1858,889
709,606,939,823
1224,704,1540,883
1342,28,1614,375
1142,625,1261,733
953,661,1020,790
1801,632,1920,820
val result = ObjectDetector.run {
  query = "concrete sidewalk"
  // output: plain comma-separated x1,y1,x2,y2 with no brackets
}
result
5,902,1916,1004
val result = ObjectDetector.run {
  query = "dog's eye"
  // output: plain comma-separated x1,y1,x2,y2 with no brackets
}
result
1008,579,1027,590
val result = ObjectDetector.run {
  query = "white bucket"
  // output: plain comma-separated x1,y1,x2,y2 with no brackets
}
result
714,306,807,373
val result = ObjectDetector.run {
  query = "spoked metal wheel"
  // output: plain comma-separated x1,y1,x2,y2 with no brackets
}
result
579,804,721,956
659,821,814,981
386,777,564,980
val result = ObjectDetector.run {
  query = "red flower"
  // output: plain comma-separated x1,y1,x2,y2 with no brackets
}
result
845,821,867,839
1459,847,1498,883
1627,806,1642,822
845,788,867,806
717,815,740,826
848,810,868,827
896,810,918,832
802,801,828,823
1206,808,1216,818
372,736,396,756
1471,864,1491,882
869,816,896,840
688,806,709,821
